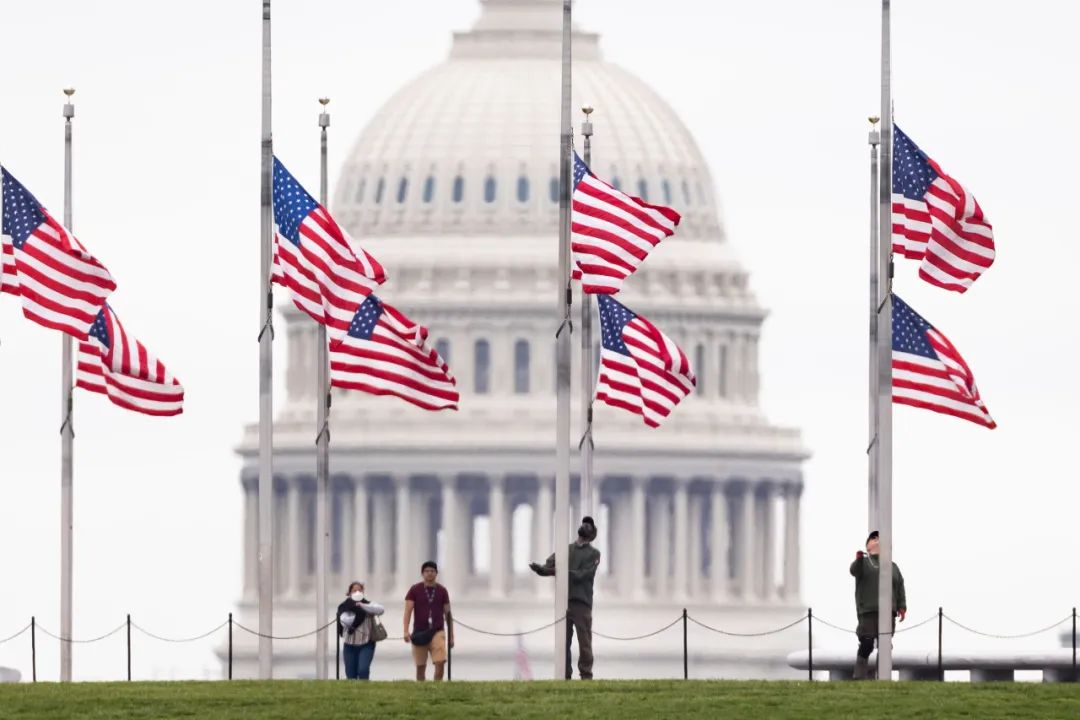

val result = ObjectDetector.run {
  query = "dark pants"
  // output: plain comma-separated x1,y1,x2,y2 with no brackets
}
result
565,600,594,679
856,612,895,659
343,641,376,680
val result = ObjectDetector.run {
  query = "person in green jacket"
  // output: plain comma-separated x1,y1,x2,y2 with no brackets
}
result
530,516,602,679
850,530,907,679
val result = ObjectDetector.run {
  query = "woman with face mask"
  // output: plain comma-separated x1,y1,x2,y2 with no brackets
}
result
336,581,385,680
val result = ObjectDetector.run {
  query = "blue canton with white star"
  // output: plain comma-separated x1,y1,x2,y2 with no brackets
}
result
597,295,635,356
891,295,937,360
87,308,112,349
347,294,385,340
892,125,938,202
573,152,591,191
1,167,47,249
272,156,319,247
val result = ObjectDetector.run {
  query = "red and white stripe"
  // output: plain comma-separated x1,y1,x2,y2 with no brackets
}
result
329,302,458,412
2,208,115,338
892,164,995,294
76,306,184,417
271,207,386,340
572,174,680,295
893,326,994,429
595,315,695,428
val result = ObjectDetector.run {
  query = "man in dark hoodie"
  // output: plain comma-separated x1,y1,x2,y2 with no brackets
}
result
850,530,907,679
530,516,602,680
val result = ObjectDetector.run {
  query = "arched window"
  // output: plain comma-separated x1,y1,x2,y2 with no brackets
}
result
549,177,559,203
374,177,385,205
484,176,497,204
474,339,490,394
718,344,728,398
396,177,408,204
662,180,673,205
435,338,450,363
423,176,435,203
354,179,366,204
695,344,705,396
682,180,692,206
637,179,649,201
611,175,622,191
517,176,530,203
452,175,464,203
513,339,530,394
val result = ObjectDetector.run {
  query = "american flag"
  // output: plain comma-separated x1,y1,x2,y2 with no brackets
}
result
595,295,695,428
891,126,995,293
892,294,994,429
571,152,680,294
272,157,386,339
329,294,458,411
1,167,116,338
76,305,185,416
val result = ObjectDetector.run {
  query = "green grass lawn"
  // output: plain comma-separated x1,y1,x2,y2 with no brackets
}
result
2,680,1079,720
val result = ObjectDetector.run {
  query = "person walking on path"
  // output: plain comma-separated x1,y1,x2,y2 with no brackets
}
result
530,516,602,680
336,581,385,680
403,561,454,681
850,530,907,679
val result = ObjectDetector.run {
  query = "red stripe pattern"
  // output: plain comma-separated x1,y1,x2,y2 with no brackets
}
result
330,295,458,412
892,294,994,429
2,167,116,338
595,295,695,428
571,153,680,295
271,157,386,340
76,305,185,416
891,126,995,293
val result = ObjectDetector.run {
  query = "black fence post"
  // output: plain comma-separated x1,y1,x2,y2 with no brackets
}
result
1072,606,1076,679
335,626,340,680
126,614,132,681
937,607,944,681
30,617,36,686
807,608,813,682
228,613,234,680
447,639,453,681
682,608,688,680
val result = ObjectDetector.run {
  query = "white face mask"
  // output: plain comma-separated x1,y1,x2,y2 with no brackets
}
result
351,591,363,602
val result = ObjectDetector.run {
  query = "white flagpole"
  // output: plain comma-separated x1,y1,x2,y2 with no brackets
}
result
60,86,76,683
554,0,573,682
257,0,275,679
314,96,331,680
867,116,880,532
876,0,895,681
579,105,594,519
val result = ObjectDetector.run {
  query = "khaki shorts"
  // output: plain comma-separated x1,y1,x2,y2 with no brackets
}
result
411,630,447,666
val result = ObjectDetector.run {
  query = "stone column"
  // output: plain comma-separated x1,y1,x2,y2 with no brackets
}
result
533,476,553,596
729,331,743,402
353,478,369,586
783,482,802,600
613,490,634,598
395,477,412,593
339,480,354,584
688,492,704,598
412,489,433,568
648,485,671,596
737,482,756,599
629,477,647,600
672,478,690,600
759,482,776,600
243,480,257,598
287,477,306,598
440,476,468,590
372,488,394,594
709,481,729,600
747,334,760,403
489,476,510,597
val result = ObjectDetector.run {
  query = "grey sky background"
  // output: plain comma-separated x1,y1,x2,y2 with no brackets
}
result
1,0,1077,679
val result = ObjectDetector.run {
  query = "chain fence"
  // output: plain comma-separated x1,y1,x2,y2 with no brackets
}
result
1,605,1077,683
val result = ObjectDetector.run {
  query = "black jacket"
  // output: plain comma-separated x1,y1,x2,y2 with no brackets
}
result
335,598,367,637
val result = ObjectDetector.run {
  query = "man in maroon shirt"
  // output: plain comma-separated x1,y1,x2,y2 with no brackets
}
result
403,560,454,681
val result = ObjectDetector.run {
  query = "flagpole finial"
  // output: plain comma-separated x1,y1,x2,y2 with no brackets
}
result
63,88,75,120
581,105,593,139
869,115,880,125
319,97,330,107
63,87,75,98
318,97,330,129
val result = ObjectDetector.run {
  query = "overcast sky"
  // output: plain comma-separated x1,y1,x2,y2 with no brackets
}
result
1,0,1077,680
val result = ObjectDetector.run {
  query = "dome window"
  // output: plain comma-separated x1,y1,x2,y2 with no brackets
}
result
435,338,450,363
354,179,366,204
396,177,409,204
514,339,530,394
474,339,491,394
695,344,705,396
682,180,692,206
662,180,673,205
637,179,649,202
452,175,465,203
611,175,622,191
374,177,385,205
423,176,436,203
549,177,559,203
517,176,530,203
484,176,497,204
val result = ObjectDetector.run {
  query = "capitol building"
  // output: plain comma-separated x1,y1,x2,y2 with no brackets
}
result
230,0,808,680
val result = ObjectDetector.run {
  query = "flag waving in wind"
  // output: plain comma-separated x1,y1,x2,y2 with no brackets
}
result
1,167,116,338
571,152,680,295
330,294,458,412
76,305,185,416
595,295,695,428
891,126,995,293
272,157,386,338
892,294,994,429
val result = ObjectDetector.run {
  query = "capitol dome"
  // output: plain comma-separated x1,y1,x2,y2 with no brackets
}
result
232,0,808,681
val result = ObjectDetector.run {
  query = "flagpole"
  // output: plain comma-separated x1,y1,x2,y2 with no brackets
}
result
257,0,275,679
578,105,594,519
553,0,573,682
314,96,331,680
867,116,880,533
60,86,76,684
876,0,895,681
